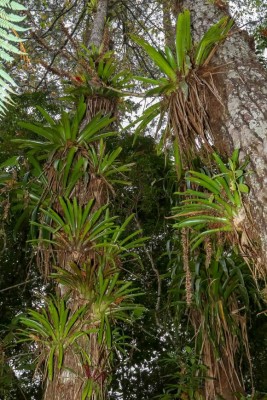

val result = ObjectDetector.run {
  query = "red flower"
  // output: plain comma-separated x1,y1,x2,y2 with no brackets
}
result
74,76,83,83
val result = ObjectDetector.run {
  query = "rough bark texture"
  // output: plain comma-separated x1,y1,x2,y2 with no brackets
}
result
89,0,109,48
44,351,84,400
183,0,267,273
161,0,175,50
180,1,267,398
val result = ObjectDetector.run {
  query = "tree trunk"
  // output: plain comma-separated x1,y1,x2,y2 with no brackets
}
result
202,339,245,400
89,0,109,49
44,2,111,399
183,0,267,274
161,0,175,50
44,350,84,400
179,1,267,398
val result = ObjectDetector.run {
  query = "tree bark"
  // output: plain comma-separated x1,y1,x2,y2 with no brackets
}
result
89,0,109,48
178,1,267,398
161,0,175,50
44,2,112,399
183,0,267,273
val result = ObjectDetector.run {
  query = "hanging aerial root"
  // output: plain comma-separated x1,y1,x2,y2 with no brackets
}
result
181,227,192,306
85,95,117,121
167,69,222,166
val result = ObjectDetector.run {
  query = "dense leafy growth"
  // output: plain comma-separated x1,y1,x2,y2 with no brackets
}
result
0,1,267,400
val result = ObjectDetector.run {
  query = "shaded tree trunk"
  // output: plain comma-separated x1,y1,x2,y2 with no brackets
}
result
202,339,245,400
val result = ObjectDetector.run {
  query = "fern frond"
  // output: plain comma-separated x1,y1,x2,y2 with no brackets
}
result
0,0,27,117
0,16,26,31
0,9,25,22
0,1,26,11
0,38,23,54
0,27,25,41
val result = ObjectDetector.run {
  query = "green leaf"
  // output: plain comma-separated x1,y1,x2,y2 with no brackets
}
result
132,35,177,81
18,121,55,142
238,183,249,193
36,106,55,125
78,113,116,143
175,10,192,76
0,155,19,168
164,46,177,70
194,16,233,66
0,68,17,86
47,346,55,381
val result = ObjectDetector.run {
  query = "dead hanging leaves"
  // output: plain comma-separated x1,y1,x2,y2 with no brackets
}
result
166,66,224,163
12,29,31,66
132,10,234,166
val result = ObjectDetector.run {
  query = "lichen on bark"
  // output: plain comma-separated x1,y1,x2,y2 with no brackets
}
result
183,0,267,272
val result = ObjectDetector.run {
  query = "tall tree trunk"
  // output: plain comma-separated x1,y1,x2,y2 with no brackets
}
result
178,1,267,398
183,0,267,274
44,2,111,399
89,0,109,49
161,0,175,50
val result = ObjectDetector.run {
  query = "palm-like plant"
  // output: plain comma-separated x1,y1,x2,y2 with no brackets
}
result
132,10,233,161
166,150,262,398
50,211,146,301
86,139,133,188
66,48,133,119
70,48,133,98
15,99,115,157
30,197,117,273
20,205,146,398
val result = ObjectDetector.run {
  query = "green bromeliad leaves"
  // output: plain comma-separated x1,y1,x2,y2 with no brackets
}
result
19,284,145,385
0,99,136,241
30,197,147,269
169,251,256,373
130,10,233,142
11,98,133,202
176,9,192,76
14,98,116,156
30,197,117,248
133,10,233,88
52,265,145,323
87,139,134,186
19,295,90,381
172,150,250,250
194,16,234,66
66,49,134,99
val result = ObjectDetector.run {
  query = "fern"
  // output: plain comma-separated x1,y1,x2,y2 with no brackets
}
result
0,0,27,116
